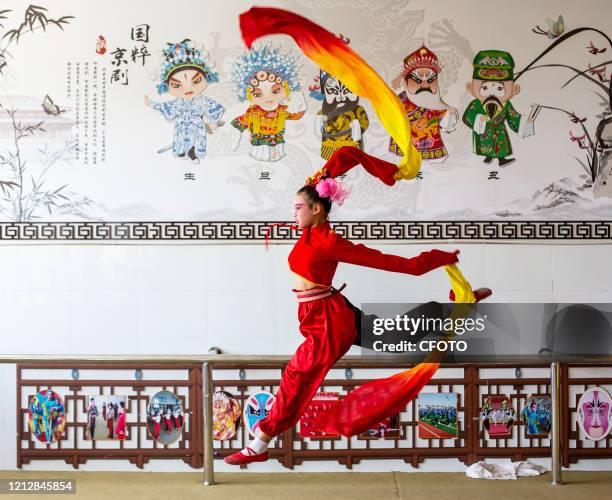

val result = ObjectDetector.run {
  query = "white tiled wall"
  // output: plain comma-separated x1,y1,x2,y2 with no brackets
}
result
1,242,611,354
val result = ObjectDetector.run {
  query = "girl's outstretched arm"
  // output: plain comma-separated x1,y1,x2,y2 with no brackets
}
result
325,231,458,276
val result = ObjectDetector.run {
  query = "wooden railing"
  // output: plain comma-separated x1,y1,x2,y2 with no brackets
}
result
2,355,612,486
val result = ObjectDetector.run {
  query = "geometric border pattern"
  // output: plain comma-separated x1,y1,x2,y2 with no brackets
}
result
0,220,611,241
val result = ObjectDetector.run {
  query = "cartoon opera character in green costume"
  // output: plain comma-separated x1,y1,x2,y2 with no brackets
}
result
462,50,540,167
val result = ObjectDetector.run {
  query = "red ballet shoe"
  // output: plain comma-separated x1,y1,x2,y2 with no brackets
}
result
224,446,269,465
449,287,492,303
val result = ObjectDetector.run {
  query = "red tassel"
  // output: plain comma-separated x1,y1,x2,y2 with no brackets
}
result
264,223,298,251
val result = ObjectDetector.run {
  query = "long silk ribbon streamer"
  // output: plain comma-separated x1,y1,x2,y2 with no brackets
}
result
239,6,421,181
240,6,478,437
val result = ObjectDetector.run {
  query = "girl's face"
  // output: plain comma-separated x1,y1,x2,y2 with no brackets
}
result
294,193,323,229
250,79,288,110
168,68,208,99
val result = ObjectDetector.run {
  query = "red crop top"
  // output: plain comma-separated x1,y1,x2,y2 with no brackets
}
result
288,222,459,287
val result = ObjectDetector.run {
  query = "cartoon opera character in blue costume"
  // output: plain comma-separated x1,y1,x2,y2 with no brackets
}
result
145,39,225,164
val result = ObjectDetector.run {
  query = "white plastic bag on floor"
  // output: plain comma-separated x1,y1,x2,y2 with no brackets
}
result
512,460,547,477
466,460,547,480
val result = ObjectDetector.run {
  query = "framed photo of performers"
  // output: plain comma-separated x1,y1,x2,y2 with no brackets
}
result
213,391,241,441
520,395,552,437
85,395,128,441
577,387,612,441
146,390,185,445
28,389,66,444
358,414,402,440
481,395,515,438
417,393,458,439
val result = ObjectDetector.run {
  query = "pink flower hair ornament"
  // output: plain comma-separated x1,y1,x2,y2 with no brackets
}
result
315,177,352,206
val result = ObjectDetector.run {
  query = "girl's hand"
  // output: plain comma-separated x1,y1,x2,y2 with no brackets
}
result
144,95,151,107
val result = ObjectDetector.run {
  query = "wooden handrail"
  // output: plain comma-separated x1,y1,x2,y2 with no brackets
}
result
1,354,611,365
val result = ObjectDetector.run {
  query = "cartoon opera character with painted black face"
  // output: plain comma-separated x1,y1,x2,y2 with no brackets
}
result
230,44,307,162
463,50,539,168
145,39,225,164
389,46,458,162
311,69,369,160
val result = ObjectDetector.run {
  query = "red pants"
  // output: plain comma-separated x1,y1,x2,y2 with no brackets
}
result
258,290,357,437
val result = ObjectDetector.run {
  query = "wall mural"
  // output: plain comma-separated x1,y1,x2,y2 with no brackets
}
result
0,0,610,241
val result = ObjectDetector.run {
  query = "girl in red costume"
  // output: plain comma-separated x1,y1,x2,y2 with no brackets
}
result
224,147,490,465
225,7,490,465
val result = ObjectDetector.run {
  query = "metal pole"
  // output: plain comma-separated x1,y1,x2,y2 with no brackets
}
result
550,361,563,485
201,361,215,485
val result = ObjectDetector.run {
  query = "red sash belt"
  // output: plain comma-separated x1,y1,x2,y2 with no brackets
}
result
293,284,346,303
